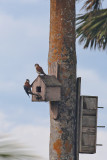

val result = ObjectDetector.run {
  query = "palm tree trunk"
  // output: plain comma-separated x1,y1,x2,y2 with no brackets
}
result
48,0,77,160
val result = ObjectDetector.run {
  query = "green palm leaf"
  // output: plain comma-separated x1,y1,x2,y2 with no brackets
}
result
76,9,107,50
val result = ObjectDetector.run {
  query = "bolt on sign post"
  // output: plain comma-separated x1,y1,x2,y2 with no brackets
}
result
48,0,77,160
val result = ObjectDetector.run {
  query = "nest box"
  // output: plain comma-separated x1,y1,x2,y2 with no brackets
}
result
77,78,98,154
79,96,98,154
31,75,61,102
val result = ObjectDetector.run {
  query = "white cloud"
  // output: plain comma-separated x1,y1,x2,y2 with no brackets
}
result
0,110,106,160
77,68,107,107
0,111,13,132
11,125,49,160
0,110,49,159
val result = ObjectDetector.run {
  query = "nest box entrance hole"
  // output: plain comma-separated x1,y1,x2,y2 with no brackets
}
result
36,86,41,93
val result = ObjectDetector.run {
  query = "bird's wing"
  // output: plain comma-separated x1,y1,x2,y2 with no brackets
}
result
37,66,43,72
37,66,45,74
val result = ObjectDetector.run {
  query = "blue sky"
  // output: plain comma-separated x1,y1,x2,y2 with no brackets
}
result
0,0,107,159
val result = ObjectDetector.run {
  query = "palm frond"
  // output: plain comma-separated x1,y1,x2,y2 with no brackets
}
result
76,9,107,50
0,134,42,160
81,0,102,11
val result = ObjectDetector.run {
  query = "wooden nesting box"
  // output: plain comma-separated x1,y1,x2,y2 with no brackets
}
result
31,75,61,102
79,96,98,154
76,78,98,154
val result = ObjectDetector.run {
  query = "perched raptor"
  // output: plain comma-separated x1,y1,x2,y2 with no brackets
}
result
35,64,46,75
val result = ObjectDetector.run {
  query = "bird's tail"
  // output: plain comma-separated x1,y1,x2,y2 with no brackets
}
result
43,71,46,75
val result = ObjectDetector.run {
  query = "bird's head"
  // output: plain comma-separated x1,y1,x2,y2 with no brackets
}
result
26,79,30,82
35,64,39,67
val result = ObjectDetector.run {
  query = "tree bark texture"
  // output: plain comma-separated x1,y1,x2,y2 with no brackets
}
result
48,0,76,160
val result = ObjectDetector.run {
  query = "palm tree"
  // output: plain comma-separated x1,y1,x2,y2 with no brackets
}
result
0,134,41,160
76,0,107,50
48,0,77,159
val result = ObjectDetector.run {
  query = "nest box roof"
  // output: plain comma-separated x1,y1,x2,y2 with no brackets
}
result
33,75,61,87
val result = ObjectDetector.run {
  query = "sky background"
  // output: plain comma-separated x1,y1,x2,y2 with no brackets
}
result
0,0,107,159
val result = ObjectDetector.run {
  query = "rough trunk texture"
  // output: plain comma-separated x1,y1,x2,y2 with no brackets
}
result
48,0,77,160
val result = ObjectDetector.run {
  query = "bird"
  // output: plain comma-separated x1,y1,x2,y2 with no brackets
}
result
35,64,46,75
23,79,41,98
23,79,32,97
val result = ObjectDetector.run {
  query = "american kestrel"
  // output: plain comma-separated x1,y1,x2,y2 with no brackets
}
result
24,79,32,97
35,64,46,75
23,79,41,98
